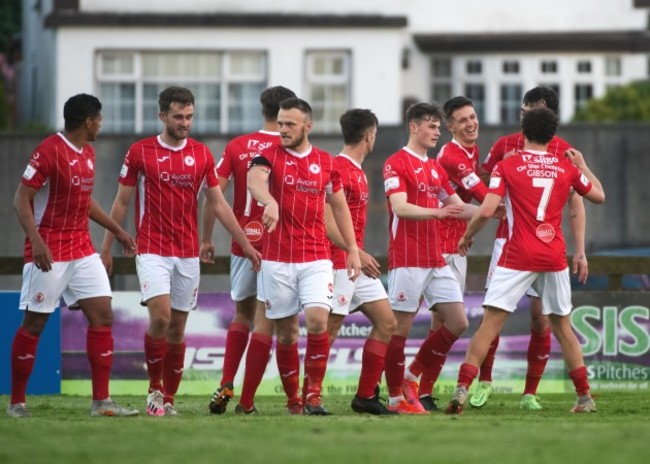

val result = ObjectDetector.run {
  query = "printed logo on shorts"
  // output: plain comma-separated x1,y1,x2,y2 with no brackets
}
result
142,282,149,292
184,156,195,167
397,291,407,302
337,295,347,305
328,283,334,293
265,299,272,310
309,164,321,174
244,221,264,242
34,292,45,303
536,223,555,243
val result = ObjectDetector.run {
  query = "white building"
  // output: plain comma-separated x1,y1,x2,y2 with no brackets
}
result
21,0,650,133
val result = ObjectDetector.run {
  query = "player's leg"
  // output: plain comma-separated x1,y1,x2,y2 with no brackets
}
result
417,310,444,409
520,294,551,409
274,314,302,414
235,300,274,414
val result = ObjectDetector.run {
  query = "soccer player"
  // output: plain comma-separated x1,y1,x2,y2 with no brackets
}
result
201,85,296,415
100,86,261,417
446,107,604,415
470,86,588,410
415,96,489,410
8,93,139,418
324,108,397,415
247,97,361,415
382,102,478,414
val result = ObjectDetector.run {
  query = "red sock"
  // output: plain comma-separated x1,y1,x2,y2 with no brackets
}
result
357,338,388,399
457,362,479,390
385,335,406,397
479,334,500,382
523,328,551,395
304,332,329,400
221,322,250,386
417,331,441,396
144,333,166,393
87,326,113,401
276,341,300,399
568,365,590,396
10,327,40,404
162,342,186,405
409,326,458,381
239,333,272,409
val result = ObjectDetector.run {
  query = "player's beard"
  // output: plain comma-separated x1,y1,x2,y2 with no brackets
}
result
282,128,306,150
166,123,190,142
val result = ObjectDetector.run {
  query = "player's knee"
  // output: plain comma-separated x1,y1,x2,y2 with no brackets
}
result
530,313,550,332
377,314,397,338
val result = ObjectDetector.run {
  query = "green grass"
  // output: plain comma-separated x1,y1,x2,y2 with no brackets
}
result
1,392,648,464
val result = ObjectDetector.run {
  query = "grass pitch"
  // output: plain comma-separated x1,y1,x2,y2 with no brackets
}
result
1,392,648,464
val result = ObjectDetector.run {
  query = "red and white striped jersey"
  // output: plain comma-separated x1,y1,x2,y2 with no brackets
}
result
383,148,455,270
20,132,96,262
489,149,592,271
436,139,488,253
256,144,341,263
329,154,368,270
483,132,572,239
216,130,280,256
119,135,219,258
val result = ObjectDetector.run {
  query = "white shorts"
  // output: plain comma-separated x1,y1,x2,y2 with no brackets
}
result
257,259,333,319
388,266,463,313
330,269,389,316
487,238,538,298
136,254,200,312
230,255,259,301
19,253,111,314
484,266,572,316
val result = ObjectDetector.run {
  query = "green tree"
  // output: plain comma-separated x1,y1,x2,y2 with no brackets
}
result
573,80,650,122
0,0,21,52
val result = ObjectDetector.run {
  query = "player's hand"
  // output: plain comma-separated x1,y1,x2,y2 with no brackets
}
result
261,201,279,233
493,204,506,219
114,229,136,257
243,245,262,273
503,148,517,160
31,236,54,272
346,248,362,282
457,235,474,257
565,149,586,170
572,252,589,284
200,241,216,264
99,248,113,276
359,249,381,279
435,204,465,219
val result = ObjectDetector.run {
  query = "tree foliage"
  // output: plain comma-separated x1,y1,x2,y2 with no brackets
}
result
573,80,650,122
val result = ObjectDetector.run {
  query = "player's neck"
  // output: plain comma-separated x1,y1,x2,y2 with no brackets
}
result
523,140,548,152
262,120,278,132
405,141,428,158
340,145,365,164
62,130,88,150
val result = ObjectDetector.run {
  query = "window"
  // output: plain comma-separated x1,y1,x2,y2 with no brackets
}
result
431,83,452,104
430,57,452,103
500,84,522,123
432,57,452,78
97,51,266,134
605,56,622,77
305,51,351,133
541,60,558,74
503,61,520,74
577,60,592,73
464,84,485,121
466,60,482,74
574,84,593,112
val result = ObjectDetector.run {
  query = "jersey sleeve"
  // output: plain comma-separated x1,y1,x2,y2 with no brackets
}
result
383,158,406,197
570,165,593,197
438,148,488,202
482,137,506,173
21,147,50,190
118,147,141,186
327,158,342,195
487,162,507,198
216,143,234,180
203,148,220,189
437,165,456,200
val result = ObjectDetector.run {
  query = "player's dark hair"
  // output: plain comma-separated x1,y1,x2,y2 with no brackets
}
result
443,96,474,122
523,86,560,115
339,108,378,145
405,102,444,125
521,107,559,145
63,94,102,131
261,86,296,121
158,86,195,113
279,97,312,119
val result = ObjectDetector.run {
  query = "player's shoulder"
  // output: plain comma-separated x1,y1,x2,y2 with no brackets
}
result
33,133,63,154
129,135,158,151
549,135,572,153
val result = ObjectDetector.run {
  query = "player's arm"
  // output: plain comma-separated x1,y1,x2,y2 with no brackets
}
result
388,192,463,220
328,189,361,281
568,192,588,284
247,159,278,232
200,176,229,263
204,186,261,272
565,149,605,203
100,184,135,276
441,193,480,220
457,192,502,256
13,183,53,272
89,197,136,257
